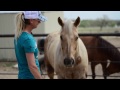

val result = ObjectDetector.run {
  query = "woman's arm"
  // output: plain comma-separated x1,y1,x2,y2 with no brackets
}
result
26,53,43,79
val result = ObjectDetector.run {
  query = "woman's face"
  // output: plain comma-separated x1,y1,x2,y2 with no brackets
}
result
30,19,41,29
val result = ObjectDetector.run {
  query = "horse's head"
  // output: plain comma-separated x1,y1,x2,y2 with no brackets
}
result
106,62,120,76
58,17,80,68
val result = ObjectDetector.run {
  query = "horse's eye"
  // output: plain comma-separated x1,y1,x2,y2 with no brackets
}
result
75,37,78,41
75,47,77,50
60,35,63,40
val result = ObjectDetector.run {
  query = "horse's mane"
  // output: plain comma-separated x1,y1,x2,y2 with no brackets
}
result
97,36,120,62
61,19,74,35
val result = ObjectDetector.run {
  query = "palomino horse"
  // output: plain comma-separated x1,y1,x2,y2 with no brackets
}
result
44,17,88,79
38,36,120,79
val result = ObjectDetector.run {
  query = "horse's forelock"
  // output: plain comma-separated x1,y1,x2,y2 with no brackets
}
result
61,19,75,36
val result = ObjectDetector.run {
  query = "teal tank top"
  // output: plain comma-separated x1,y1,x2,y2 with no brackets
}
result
14,32,41,79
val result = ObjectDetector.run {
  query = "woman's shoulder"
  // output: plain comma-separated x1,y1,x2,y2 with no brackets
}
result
19,32,33,42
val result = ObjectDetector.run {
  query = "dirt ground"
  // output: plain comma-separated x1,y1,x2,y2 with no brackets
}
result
0,62,18,79
0,62,120,79
0,37,120,79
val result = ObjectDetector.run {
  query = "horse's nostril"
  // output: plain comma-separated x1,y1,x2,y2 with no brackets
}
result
64,58,74,66
64,58,69,65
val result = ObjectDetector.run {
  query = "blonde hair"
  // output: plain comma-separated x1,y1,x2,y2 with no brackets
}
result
15,13,25,40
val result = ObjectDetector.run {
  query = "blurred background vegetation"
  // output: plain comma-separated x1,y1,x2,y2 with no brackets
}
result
72,15,120,33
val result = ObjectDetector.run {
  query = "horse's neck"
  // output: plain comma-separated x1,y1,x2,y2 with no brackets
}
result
76,38,87,58
54,41,63,59
75,39,81,57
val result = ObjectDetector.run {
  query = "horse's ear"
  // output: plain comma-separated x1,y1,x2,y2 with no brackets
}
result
58,17,64,27
74,16,80,27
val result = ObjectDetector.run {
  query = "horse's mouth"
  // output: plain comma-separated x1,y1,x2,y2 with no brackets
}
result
66,65,74,68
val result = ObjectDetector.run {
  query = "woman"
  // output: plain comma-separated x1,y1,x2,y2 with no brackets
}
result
14,11,47,79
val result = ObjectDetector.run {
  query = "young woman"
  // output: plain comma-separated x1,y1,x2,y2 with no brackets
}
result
14,11,47,79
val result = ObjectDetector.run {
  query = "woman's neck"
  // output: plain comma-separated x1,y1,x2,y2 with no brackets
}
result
23,25,33,34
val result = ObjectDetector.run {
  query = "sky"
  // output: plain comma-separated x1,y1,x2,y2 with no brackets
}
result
0,11,120,20
64,11,120,20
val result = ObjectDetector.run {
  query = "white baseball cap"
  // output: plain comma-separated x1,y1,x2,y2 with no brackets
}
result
23,11,47,22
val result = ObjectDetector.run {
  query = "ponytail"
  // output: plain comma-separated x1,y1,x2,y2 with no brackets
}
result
15,13,25,40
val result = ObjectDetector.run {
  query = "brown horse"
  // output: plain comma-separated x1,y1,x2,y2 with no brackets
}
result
80,36,120,79
38,36,120,79
43,17,88,79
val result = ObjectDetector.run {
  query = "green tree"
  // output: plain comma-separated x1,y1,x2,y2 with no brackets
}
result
97,15,109,30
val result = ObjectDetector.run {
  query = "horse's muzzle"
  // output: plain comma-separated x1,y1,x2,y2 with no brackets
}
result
64,58,75,67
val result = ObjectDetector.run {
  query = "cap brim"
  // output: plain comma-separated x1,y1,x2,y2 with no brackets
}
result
38,15,47,22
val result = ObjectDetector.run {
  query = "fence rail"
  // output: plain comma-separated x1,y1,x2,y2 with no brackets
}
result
0,33,120,37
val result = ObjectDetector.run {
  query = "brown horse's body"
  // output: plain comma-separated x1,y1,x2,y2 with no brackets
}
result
80,36,120,79
80,36,109,79
44,17,88,79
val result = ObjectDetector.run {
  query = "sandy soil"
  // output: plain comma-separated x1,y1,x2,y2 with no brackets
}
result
0,62,18,79
0,62,120,79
